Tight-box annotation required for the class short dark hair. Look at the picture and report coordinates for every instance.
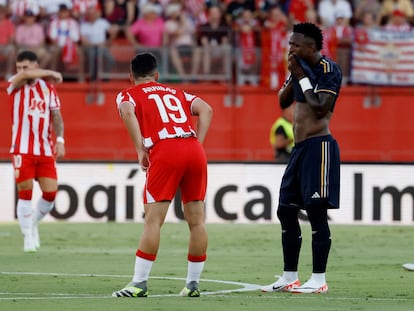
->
[293,22,323,51]
[16,50,38,63]
[130,53,158,79]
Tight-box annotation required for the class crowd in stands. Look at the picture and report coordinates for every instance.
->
[1,0,414,87]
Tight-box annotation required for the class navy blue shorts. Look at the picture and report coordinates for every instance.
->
[279,135,340,209]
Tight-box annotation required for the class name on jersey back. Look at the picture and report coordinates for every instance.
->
[142,86,177,94]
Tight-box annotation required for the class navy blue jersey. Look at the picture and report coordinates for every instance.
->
[291,56,342,112]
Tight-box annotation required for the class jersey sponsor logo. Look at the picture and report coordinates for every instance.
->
[29,98,46,115]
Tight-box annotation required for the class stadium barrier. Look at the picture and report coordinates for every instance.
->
[1,82,414,162]
[96,45,233,83]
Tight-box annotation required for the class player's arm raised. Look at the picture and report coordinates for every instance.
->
[191,98,213,144]
[10,69,63,90]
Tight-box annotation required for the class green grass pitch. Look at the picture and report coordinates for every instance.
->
[1,222,413,311]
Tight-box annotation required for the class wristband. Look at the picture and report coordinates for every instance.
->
[299,77,313,93]
[56,136,65,144]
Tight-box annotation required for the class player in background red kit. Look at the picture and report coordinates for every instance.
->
[112,52,213,298]
[7,50,65,253]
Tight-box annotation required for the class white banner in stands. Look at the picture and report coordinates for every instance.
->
[0,163,413,224]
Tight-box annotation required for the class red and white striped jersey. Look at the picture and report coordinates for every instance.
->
[7,79,61,156]
[116,81,198,149]
[72,0,100,15]
[9,0,40,17]
[48,18,80,47]
[184,0,207,25]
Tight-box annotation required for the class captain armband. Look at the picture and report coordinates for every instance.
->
[299,77,313,93]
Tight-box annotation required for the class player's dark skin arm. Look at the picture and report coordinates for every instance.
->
[278,77,294,109]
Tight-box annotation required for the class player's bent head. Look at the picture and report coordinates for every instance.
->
[16,50,38,63]
[293,22,323,51]
[130,52,158,80]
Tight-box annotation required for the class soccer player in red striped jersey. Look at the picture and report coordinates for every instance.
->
[7,50,65,253]
[112,52,212,298]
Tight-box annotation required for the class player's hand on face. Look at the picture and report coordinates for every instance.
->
[288,55,306,80]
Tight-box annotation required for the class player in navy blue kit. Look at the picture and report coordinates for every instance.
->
[261,22,342,294]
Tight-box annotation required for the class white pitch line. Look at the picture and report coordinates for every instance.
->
[0,271,261,300]
[0,271,260,291]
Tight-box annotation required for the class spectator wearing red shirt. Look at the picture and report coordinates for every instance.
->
[234,8,261,85]
[330,11,353,85]
[260,5,288,89]
[305,8,337,61]
[8,0,41,23]
[288,0,315,24]
[0,5,16,80]
[72,0,101,21]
